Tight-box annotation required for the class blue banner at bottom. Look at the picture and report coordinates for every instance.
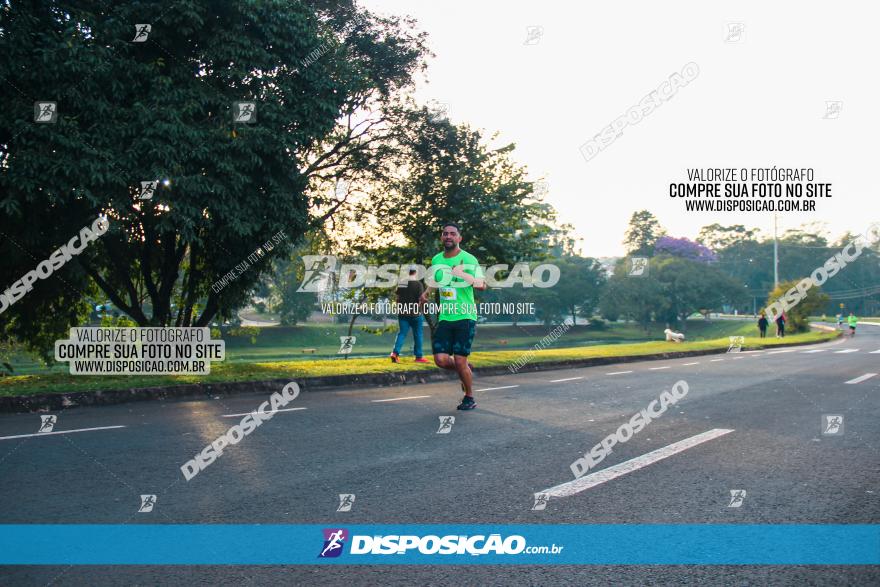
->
[0,525,877,565]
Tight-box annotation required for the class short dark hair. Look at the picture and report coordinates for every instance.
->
[441,222,461,234]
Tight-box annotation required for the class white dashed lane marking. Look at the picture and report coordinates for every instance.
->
[845,373,877,385]
[606,371,633,375]
[871,349,880,354]
[474,385,519,392]
[649,366,670,371]
[540,428,735,498]
[221,407,307,417]
[767,349,796,354]
[0,425,126,441]
[550,377,584,383]
[802,349,827,353]
[710,359,724,362]
[682,362,700,366]
[371,396,432,403]
[835,349,860,354]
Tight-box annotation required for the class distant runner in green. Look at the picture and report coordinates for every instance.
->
[420,223,486,410]
[847,312,858,337]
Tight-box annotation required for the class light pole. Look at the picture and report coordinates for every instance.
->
[773,214,779,288]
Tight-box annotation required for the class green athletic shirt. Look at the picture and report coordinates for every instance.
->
[430,249,483,322]
[848,315,858,327]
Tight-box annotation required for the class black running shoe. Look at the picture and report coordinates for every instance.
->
[457,395,476,410]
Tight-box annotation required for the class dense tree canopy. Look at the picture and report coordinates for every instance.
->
[0,0,428,354]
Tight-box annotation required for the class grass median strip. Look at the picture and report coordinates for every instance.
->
[0,330,836,398]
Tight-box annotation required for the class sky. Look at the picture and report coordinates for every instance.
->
[361,0,880,257]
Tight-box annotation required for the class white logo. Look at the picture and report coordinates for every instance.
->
[138,180,158,200]
[296,257,560,291]
[629,257,649,277]
[138,494,157,512]
[524,25,544,45]
[334,180,349,199]
[427,100,449,123]
[533,180,549,197]
[338,336,356,355]
[727,489,746,508]
[725,23,745,43]
[233,101,257,123]
[822,414,844,435]
[763,238,865,323]
[350,533,529,555]
[297,255,337,292]
[38,415,57,433]
[321,530,346,557]
[531,493,549,511]
[337,494,355,512]
[34,102,57,123]
[823,101,842,120]
[1,217,109,316]
[571,381,689,478]
[437,416,455,434]
[132,24,151,42]
[727,336,744,353]
[181,382,300,481]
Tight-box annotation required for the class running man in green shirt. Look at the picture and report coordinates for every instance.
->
[848,312,858,337]
[420,222,486,410]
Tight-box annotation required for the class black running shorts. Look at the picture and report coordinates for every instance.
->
[432,319,476,356]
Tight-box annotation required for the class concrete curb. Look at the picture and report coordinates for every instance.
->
[0,332,839,413]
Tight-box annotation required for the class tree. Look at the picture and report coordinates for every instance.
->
[651,256,744,329]
[599,271,664,331]
[599,255,745,331]
[363,107,559,267]
[0,1,428,355]
[341,107,561,336]
[697,223,759,250]
[765,279,829,333]
[546,256,606,325]
[623,210,666,256]
[654,236,717,263]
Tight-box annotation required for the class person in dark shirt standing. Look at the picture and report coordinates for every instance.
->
[390,268,428,363]
[757,313,768,338]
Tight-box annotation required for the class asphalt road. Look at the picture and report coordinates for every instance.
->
[1,325,878,585]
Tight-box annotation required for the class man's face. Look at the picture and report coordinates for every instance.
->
[441,226,461,251]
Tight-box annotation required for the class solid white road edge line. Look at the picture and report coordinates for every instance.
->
[540,428,735,498]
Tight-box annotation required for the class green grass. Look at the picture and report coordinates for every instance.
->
[5,319,759,374]
[0,322,837,397]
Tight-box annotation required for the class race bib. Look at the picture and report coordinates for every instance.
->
[439,287,457,301]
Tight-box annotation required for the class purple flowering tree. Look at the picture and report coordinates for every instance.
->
[654,236,717,264]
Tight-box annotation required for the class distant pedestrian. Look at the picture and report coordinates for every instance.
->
[775,313,786,338]
[757,313,768,338]
[837,313,844,329]
[847,312,858,337]
[390,268,428,363]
